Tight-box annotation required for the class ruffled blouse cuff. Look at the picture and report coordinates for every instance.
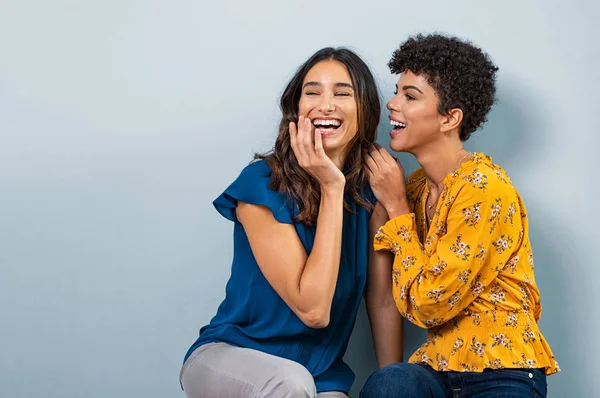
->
[373,213,419,255]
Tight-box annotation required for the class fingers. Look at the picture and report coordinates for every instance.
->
[289,120,304,163]
[291,116,309,163]
[369,143,404,170]
[289,120,297,152]
[300,116,313,157]
[364,143,407,183]
[368,143,386,165]
[289,116,345,186]
[293,116,332,167]
[364,150,376,170]
[370,143,399,165]
[377,145,397,164]
[362,147,377,183]
[314,126,324,156]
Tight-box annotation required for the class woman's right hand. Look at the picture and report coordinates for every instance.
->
[290,116,345,190]
[364,144,410,219]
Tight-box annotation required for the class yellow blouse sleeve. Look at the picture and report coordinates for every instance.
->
[374,177,523,328]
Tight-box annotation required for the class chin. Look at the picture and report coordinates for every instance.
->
[390,135,420,154]
[389,139,408,153]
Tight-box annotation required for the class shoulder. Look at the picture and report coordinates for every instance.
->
[213,159,293,224]
[452,153,518,202]
[232,159,280,194]
[239,159,272,181]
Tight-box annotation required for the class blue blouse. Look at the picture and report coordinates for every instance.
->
[184,160,375,393]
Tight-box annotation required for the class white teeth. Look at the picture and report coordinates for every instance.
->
[313,119,341,127]
[390,120,406,128]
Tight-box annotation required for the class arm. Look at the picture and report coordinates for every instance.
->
[236,116,346,328]
[237,185,344,328]
[375,180,523,328]
[365,202,404,367]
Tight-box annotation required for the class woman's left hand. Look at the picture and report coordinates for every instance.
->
[364,144,410,218]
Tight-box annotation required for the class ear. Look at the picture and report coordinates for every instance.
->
[439,108,463,133]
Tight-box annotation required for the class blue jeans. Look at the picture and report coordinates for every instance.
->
[360,363,547,398]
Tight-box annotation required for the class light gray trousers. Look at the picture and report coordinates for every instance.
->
[180,343,349,398]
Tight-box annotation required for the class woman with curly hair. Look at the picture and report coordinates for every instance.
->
[360,34,559,398]
[180,47,403,398]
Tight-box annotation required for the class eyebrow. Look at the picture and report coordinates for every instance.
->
[303,81,354,90]
[401,84,424,94]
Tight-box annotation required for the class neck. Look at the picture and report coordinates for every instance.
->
[415,141,469,190]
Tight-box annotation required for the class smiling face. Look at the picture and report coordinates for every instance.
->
[298,60,358,162]
[386,70,447,154]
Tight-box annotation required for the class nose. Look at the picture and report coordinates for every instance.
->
[387,95,400,112]
[318,97,335,113]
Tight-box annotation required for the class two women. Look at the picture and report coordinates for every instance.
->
[182,34,558,398]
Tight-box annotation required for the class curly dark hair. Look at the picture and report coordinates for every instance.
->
[255,47,380,225]
[388,33,498,141]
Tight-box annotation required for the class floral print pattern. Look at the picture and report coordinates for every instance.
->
[450,234,471,261]
[462,202,482,227]
[372,153,559,375]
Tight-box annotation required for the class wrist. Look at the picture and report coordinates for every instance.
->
[321,182,346,196]
[384,200,410,220]
[319,178,346,195]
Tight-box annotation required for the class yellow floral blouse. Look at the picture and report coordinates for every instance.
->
[374,153,559,375]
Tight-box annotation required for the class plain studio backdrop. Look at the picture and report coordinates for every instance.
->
[1,1,598,397]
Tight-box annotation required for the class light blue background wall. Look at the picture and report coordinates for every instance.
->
[1,1,597,397]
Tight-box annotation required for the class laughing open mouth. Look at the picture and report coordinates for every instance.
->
[390,119,406,130]
[313,118,342,133]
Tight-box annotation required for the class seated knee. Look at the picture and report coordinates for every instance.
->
[260,365,316,398]
[280,375,314,397]
[361,363,426,398]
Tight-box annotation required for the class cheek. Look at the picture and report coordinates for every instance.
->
[407,104,436,123]
[298,99,311,116]
[343,104,358,126]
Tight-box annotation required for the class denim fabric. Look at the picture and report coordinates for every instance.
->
[360,362,547,398]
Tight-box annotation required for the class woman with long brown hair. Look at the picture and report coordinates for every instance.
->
[180,47,402,397]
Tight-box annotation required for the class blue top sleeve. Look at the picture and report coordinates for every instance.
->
[213,160,294,224]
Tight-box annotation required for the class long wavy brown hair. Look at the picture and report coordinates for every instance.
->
[256,47,381,225]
